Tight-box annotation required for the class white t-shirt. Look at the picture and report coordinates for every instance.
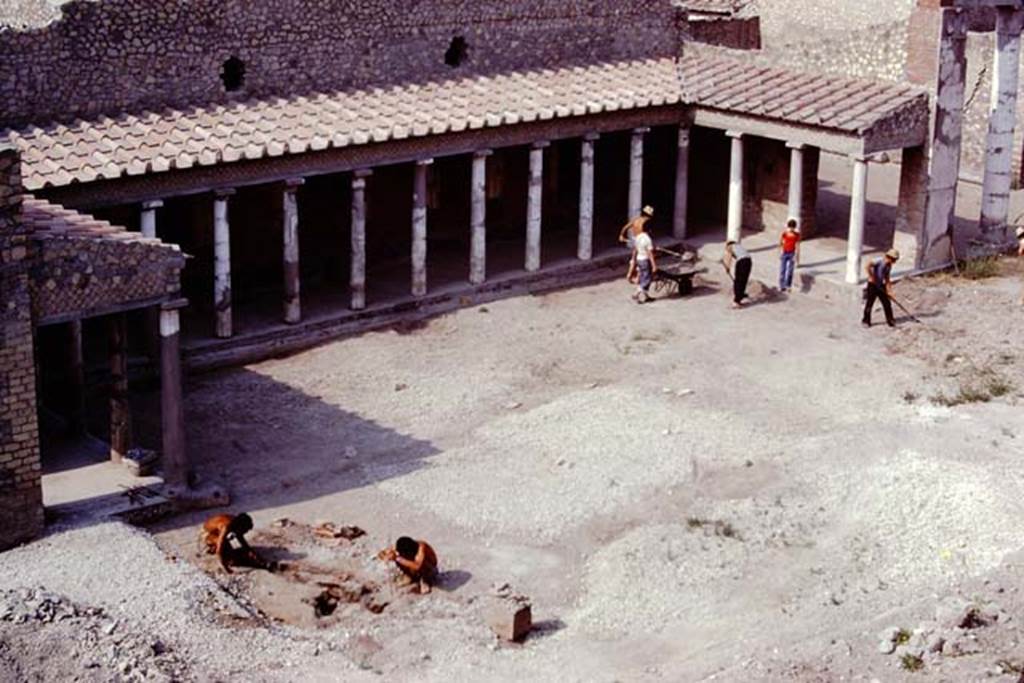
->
[634,233,653,261]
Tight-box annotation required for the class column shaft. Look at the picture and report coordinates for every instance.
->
[351,171,371,310]
[67,319,86,436]
[140,200,162,239]
[980,7,1024,238]
[470,151,490,284]
[283,179,303,324]
[526,143,547,272]
[109,314,130,464]
[213,190,234,338]
[727,131,744,242]
[412,160,431,297]
[578,134,598,261]
[160,308,189,490]
[673,125,691,240]
[846,156,870,284]
[628,128,648,219]
[787,144,805,224]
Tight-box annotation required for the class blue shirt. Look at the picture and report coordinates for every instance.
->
[872,259,891,285]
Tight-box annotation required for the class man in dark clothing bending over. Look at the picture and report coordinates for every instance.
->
[862,248,900,328]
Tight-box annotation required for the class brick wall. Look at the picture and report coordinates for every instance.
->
[0,0,684,128]
[0,145,44,550]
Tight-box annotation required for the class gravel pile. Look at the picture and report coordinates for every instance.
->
[0,587,190,681]
[0,522,375,682]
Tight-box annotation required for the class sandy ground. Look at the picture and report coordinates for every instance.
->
[6,250,1023,681]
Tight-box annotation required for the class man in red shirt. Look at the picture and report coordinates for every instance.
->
[778,218,800,292]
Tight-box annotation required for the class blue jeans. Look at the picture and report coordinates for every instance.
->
[779,252,796,290]
[637,260,653,291]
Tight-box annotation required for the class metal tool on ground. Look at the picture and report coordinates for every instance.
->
[890,296,924,325]
[651,246,707,297]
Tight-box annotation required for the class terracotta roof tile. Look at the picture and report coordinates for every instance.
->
[4,55,928,191]
[680,53,928,136]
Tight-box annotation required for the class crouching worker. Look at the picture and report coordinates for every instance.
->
[379,536,438,594]
[201,513,266,573]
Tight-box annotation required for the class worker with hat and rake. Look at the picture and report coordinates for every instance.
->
[862,248,900,328]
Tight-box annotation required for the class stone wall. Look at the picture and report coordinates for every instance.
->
[0,145,44,550]
[0,0,684,128]
[28,232,185,323]
[689,16,761,50]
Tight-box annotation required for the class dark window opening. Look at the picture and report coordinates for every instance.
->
[444,36,468,68]
[222,56,246,92]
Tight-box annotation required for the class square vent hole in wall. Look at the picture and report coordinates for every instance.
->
[445,36,468,67]
[222,56,246,92]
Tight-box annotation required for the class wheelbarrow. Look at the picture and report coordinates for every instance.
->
[651,246,707,297]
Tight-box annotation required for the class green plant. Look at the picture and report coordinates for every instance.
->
[895,629,911,645]
[900,654,924,672]
[960,256,1001,280]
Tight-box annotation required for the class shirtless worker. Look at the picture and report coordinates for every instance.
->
[618,204,655,249]
[379,536,438,594]
[201,512,265,573]
[625,207,658,303]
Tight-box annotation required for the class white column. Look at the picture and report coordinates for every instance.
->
[282,178,303,324]
[846,155,869,284]
[213,189,234,338]
[578,133,598,261]
[726,131,744,243]
[350,170,371,310]
[470,150,491,285]
[140,200,163,239]
[980,7,1024,238]
[628,127,649,219]
[526,141,548,272]
[787,143,805,226]
[412,159,432,297]
[673,124,691,240]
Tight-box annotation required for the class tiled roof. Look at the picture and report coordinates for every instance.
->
[2,53,929,192]
[679,52,928,135]
[3,58,683,191]
[21,195,182,256]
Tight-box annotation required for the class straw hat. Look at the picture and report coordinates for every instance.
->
[641,205,654,217]
[885,248,901,261]
[1016,225,1024,239]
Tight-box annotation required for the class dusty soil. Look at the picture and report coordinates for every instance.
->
[5,254,1024,681]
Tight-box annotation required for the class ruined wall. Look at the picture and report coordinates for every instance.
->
[753,0,1024,182]
[0,0,684,128]
[0,145,44,550]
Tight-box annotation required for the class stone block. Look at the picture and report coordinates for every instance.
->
[483,597,533,642]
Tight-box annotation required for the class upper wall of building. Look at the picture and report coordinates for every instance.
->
[0,0,685,128]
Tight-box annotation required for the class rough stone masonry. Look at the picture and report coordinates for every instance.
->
[0,145,44,548]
